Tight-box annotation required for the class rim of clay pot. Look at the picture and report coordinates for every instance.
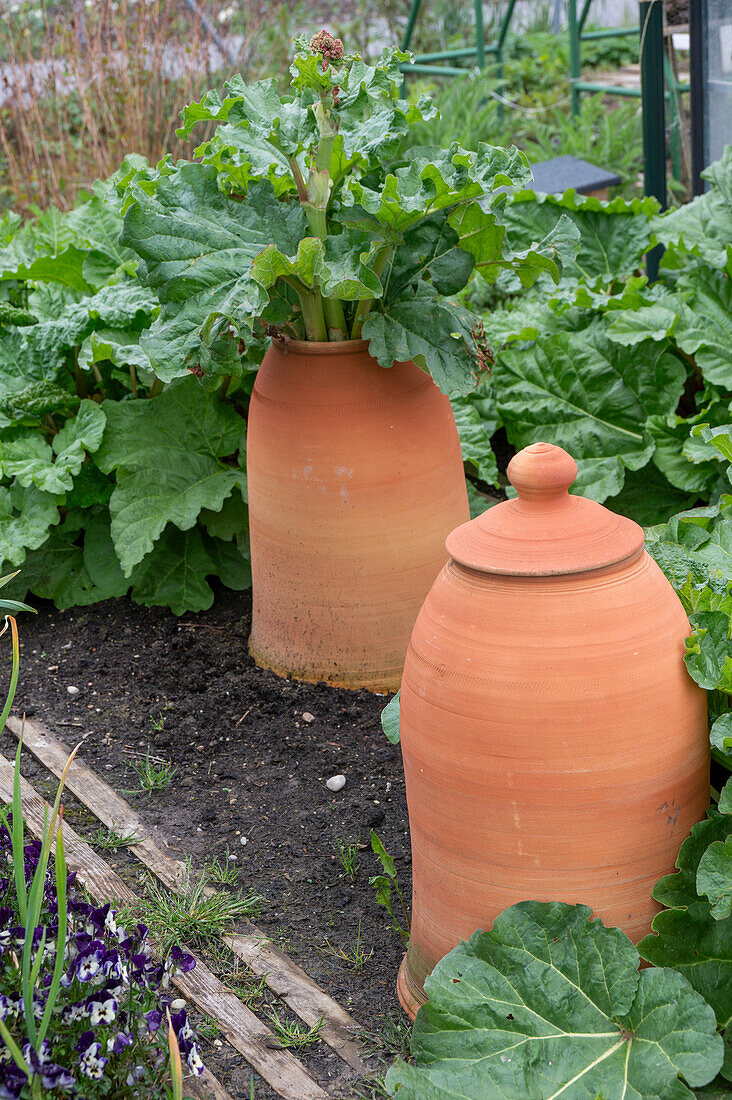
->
[271,336,369,355]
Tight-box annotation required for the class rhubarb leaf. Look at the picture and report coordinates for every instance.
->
[380,691,400,745]
[639,815,732,1030]
[387,901,722,1099]
[493,328,684,501]
[251,231,382,300]
[0,482,61,567]
[500,189,659,282]
[96,377,245,574]
[341,142,531,232]
[697,837,732,920]
[363,289,489,396]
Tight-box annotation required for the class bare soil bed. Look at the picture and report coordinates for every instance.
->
[3,588,411,1098]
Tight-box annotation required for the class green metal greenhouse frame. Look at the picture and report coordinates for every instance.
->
[399,0,689,190]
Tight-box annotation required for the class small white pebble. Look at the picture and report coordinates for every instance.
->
[66,686,80,696]
[326,774,346,792]
[302,712,315,724]
[240,836,248,846]
[228,854,237,861]
[170,998,186,1011]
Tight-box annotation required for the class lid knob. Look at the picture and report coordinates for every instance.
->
[507,442,577,505]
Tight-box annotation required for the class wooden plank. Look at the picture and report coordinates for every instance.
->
[0,749,329,1100]
[7,716,370,1076]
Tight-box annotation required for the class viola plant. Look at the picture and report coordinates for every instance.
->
[118,32,569,395]
[0,619,203,1099]
[0,790,204,1098]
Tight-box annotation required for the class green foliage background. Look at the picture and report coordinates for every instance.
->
[0,159,252,615]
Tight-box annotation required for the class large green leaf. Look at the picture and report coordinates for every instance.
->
[648,410,730,496]
[251,231,381,300]
[63,192,139,286]
[11,508,129,610]
[387,212,475,299]
[23,282,158,369]
[363,288,490,396]
[493,328,685,501]
[653,148,732,269]
[380,691,400,745]
[607,271,732,389]
[198,486,248,547]
[646,498,732,596]
[697,837,732,920]
[607,462,698,526]
[121,164,303,376]
[500,189,659,283]
[108,461,245,577]
[448,201,575,289]
[178,77,315,153]
[387,901,722,1100]
[129,525,241,615]
[341,142,531,232]
[0,400,105,493]
[0,482,61,566]
[639,815,732,1030]
[96,377,245,575]
[711,714,732,771]
[450,388,499,486]
[684,610,732,691]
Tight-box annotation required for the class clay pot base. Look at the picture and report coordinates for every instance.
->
[248,641,402,694]
[397,955,427,1022]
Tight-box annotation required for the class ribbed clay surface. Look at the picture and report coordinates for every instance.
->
[399,552,709,1015]
[246,339,469,691]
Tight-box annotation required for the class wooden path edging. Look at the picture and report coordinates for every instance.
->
[7,716,370,1078]
[0,747,331,1100]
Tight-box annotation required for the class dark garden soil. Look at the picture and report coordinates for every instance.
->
[3,588,412,1098]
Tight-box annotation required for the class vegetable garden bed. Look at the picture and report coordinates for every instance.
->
[4,586,409,1098]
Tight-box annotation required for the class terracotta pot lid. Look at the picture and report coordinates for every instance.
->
[446,442,644,576]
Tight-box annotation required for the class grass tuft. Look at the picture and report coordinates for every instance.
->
[135,862,264,953]
[266,1009,325,1050]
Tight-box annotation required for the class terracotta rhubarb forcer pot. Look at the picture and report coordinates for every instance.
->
[246,338,469,692]
[397,441,710,1019]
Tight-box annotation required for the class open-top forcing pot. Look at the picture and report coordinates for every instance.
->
[247,338,469,692]
[397,441,709,1019]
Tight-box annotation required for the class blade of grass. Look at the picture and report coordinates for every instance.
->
[38,810,68,1045]
[12,732,27,923]
[0,1013,31,1078]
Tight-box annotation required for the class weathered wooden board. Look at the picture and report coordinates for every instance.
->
[7,715,370,1076]
[0,747,330,1100]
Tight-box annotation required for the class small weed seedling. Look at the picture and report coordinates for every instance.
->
[88,824,141,852]
[204,942,268,1008]
[136,862,264,953]
[267,1009,325,1050]
[369,831,411,945]
[130,747,177,792]
[348,1071,391,1100]
[151,712,166,732]
[197,1016,220,1042]
[334,837,360,879]
[204,849,239,886]
[322,919,373,971]
[359,1013,412,1062]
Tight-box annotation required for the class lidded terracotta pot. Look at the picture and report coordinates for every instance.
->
[397,441,709,1019]
[247,338,468,692]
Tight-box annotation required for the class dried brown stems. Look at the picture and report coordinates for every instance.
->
[0,0,272,211]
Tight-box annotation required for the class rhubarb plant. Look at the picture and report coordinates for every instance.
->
[119,33,566,395]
